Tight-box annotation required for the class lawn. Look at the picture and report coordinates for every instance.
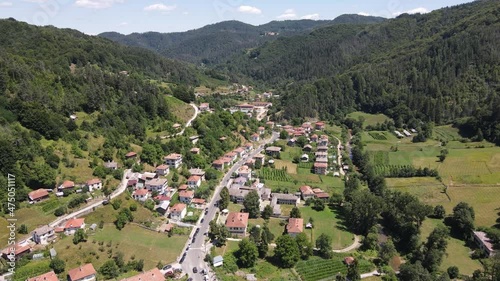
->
[275,160,298,174]
[13,260,51,281]
[389,184,499,228]
[263,173,343,196]
[84,194,155,226]
[347,112,392,128]
[248,217,286,239]
[300,206,354,250]
[54,223,188,274]
[420,219,482,275]
[213,240,240,257]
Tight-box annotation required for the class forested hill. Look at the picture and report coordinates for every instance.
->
[235,0,500,144]
[98,15,385,65]
[0,19,199,192]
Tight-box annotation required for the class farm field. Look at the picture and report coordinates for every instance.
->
[420,219,482,275]
[347,112,392,128]
[295,256,375,281]
[274,159,298,174]
[300,206,354,250]
[54,223,188,274]
[389,184,499,227]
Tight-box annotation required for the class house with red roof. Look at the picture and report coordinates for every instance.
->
[67,263,96,281]
[250,133,260,142]
[179,190,195,204]
[314,162,328,175]
[299,186,315,201]
[64,218,85,235]
[315,122,325,130]
[27,271,58,281]
[212,159,225,171]
[199,103,210,112]
[155,164,170,176]
[286,218,304,237]
[187,175,201,188]
[164,153,183,169]
[125,151,137,159]
[170,203,187,220]
[28,189,49,203]
[2,243,32,261]
[132,188,150,202]
[58,180,75,191]
[121,268,164,281]
[225,212,249,237]
[86,178,102,192]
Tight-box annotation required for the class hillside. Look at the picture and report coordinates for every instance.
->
[99,15,385,65]
[0,19,199,209]
[234,0,500,144]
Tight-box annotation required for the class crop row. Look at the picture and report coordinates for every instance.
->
[259,167,293,182]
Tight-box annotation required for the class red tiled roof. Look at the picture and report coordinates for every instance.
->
[27,271,58,281]
[314,162,328,168]
[187,175,201,183]
[64,218,85,229]
[178,184,188,190]
[156,164,169,170]
[133,189,149,196]
[2,244,31,256]
[68,264,96,281]
[225,212,249,228]
[86,178,101,185]
[60,180,75,189]
[287,218,303,234]
[344,257,355,265]
[29,189,49,201]
[191,198,206,204]
[125,151,137,158]
[179,190,194,198]
[213,159,224,165]
[171,203,186,213]
[315,192,330,199]
[164,153,182,160]
[299,186,314,195]
[121,268,164,281]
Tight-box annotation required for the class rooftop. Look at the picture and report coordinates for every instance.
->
[68,264,96,281]
[120,268,164,281]
[29,189,49,200]
[27,271,58,281]
[225,212,249,228]
[171,203,187,213]
[287,218,304,233]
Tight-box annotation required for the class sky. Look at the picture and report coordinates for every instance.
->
[0,0,474,35]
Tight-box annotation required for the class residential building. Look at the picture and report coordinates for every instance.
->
[187,175,202,188]
[191,198,206,208]
[266,121,275,128]
[86,178,102,192]
[190,148,201,155]
[233,177,248,186]
[473,231,496,257]
[303,145,313,152]
[145,178,168,194]
[64,218,85,235]
[121,268,164,281]
[32,225,55,244]
[319,136,329,146]
[225,152,238,162]
[250,133,260,142]
[225,212,249,237]
[178,184,188,191]
[245,158,256,168]
[301,154,309,162]
[310,134,318,142]
[104,161,118,170]
[170,203,187,220]
[189,168,206,181]
[222,157,232,167]
[155,164,170,176]
[1,243,31,261]
[253,154,265,166]
[199,103,210,112]
[244,143,254,151]
[125,151,137,159]
[27,271,58,281]
[287,218,304,237]
[314,162,328,175]
[233,147,246,158]
[271,193,300,206]
[67,263,96,281]
[132,189,150,202]
[287,138,296,146]
[265,146,282,157]
[58,180,75,191]
[229,188,249,203]
[258,126,265,135]
[299,186,315,201]
[236,104,254,113]
[212,159,225,171]
[315,192,330,201]
[317,146,328,153]
[315,122,325,130]
[179,190,195,204]
[28,189,49,203]
[164,153,183,169]
[237,166,252,180]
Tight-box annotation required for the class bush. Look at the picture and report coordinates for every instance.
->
[447,266,459,279]
[54,207,66,216]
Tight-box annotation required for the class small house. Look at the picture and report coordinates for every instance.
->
[225,212,249,237]
[170,203,187,220]
[265,146,282,157]
[132,189,150,202]
[85,178,102,192]
[299,185,315,201]
[58,180,75,191]
[32,225,55,244]
[251,133,260,142]
[179,190,195,204]
[314,162,328,175]
[64,218,85,235]
[27,271,58,281]
[212,159,225,171]
[28,189,49,203]
[189,168,206,181]
[164,153,183,169]
[286,218,304,237]
[104,161,118,170]
[67,263,96,281]
[155,164,170,176]
[187,175,202,188]
[190,148,201,155]
[125,151,137,159]
[145,178,168,194]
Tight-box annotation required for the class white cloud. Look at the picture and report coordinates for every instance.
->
[118,22,127,26]
[301,13,320,20]
[0,1,12,6]
[277,9,296,20]
[393,7,429,16]
[357,12,370,16]
[182,11,189,15]
[144,3,177,12]
[75,0,124,9]
[237,5,262,15]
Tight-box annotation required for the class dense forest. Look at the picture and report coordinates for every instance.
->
[0,18,200,210]
[99,15,385,65]
[225,0,500,144]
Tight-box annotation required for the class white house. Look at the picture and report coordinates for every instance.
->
[164,153,183,169]
[145,178,168,194]
[155,164,170,176]
[170,203,187,220]
[64,218,85,235]
[187,175,202,188]
[179,190,195,204]
[32,225,55,244]
[85,178,102,192]
[132,189,150,202]
[68,263,96,281]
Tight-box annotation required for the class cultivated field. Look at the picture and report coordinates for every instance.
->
[274,160,298,174]
[295,256,374,281]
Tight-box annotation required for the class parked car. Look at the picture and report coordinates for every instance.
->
[162,265,172,271]
[200,218,204,223]
[193,267,198,273]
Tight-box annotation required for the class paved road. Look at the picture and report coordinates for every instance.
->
[332,235,361,253]
[176,103,199,136]
[181,132,280,281]
[332,136,345,176]
[49,169,132,228]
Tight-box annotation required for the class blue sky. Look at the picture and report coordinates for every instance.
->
[0,0,474,35]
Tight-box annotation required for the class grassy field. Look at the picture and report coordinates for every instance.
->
[165,95,195,123]
[275,160,298,174]
[389,184,499,227]
[420,219,482,275]
[248,218,286,239]
[13,260,51,281]
[347,112,392,128]
[300,206,354,250]
[54,223,188,275]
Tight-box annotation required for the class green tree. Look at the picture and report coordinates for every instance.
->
[237,239,259,268]
[274,235,300,268]
[313,199,325,211]
[447,266,459,279]
[49,257,66,274]
[18,224,28,234]
[258,231,269,258]
[279,130,289,140]
[290,206,301,218]
[346,259,361,281]
[249,226,261,243]
[99,260,120,279]
[433,205,446,219]
[316,233,332,259]
[54,206,66,216]
[398,262,432,281]
[243,190,260,218]
[450,202,475,239]
[73,229,87,245]
[295,232,313,260]
[114,251,125,269]
[219,187,230,210]
[378,239,396,265]
[262,222,275,242]
[172,172,179,183]
[262,204,273,220]
[344,190,383,235]
[362,232,379,251]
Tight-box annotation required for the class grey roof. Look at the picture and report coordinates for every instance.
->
[50,248,57,257]
[90,223,98,230]
[104,161,118,168]
[271,193,299,200]
[213,255,224,263]
[32,225,53,236]
[157,201,170,210]
[229,188,249,198]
